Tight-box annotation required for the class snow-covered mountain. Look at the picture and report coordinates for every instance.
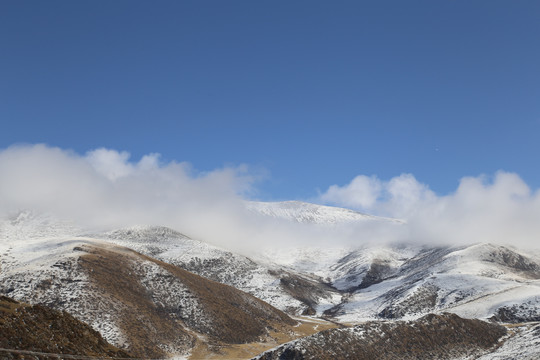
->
[324,243,540,323]
[92,225,341,315]
[246,200,402,224]
[0,213,298,358]
[251,241,540,324]
[244,202,540,323]
[2,201,540,359]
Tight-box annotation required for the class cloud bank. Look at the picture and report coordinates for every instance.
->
[0,144,263,251]
[1,144,539,251]
[320,172,540,248]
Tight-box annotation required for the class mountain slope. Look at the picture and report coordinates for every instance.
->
[255,313,507,360]
[99,225,342,315]
[0,235,297,358]
[308,243,540,322]
[255,235,540,324]
[0,295,132,359]
[476,322,540,359]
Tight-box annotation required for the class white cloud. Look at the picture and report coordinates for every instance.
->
[2,144,540,251]
[407,171,540,246]
[86,148,135,181]
[320,175,382,209]
[0,144,259,251]
[383,174,436,218]
[319,171,540,248]
[320,173,435,218]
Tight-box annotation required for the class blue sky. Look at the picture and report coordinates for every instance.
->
[1,1,539,201]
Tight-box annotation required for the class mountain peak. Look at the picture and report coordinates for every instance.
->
[246,200,402,225]
[101,225,191,241]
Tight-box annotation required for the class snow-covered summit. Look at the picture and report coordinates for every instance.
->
[246,200,402,224]
[99,225,190,242]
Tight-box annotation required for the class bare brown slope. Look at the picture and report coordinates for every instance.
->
[76,245,194,358]
[256,313,507,360]
[77,244,296,358]
[0,295,132,359]
[141,252,297,342]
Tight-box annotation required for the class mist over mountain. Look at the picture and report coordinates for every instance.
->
[1,145,540,358]
[2,144,540,253]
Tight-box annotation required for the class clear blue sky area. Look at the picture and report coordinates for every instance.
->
[1,1,539,200]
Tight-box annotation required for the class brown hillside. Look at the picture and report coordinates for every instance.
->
[77,244,296,358]
[256,313,507,360]
[0,295,132,359]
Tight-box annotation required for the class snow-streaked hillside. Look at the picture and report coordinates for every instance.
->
[476,322,540,359]
[309,243,540,323]
[89,224,540,326]
[257,244,420,292]
[0,217,298,358]
[96,225,341,315]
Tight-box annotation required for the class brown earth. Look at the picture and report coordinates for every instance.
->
[0,295,132,359]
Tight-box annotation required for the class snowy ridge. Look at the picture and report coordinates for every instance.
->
[254,238,540,324]
[246,200,403,224]
[330,243,540,323]
[0,236,128,346]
